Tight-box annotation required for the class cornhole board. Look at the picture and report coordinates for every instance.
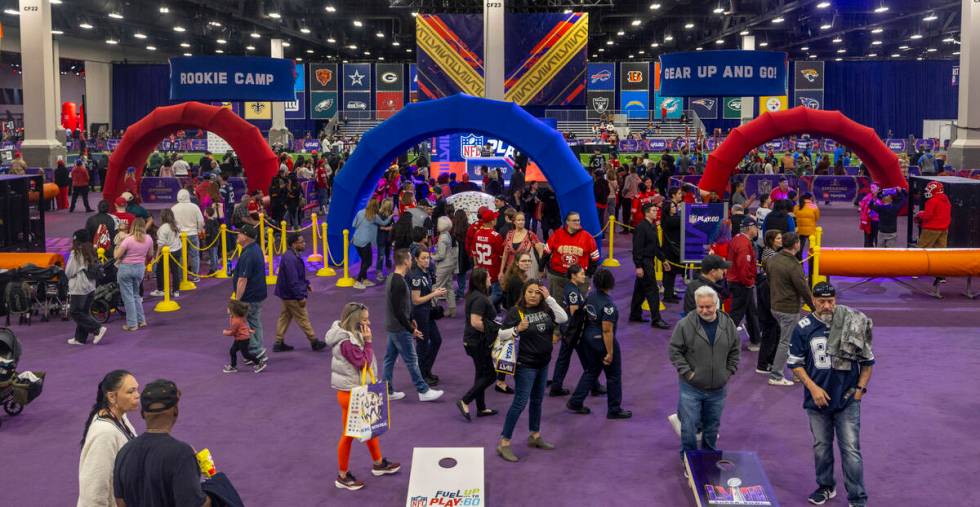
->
[685,450,779,506]
[406,447,484,507]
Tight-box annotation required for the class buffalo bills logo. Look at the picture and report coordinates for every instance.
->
[315,68,333,86]
[590,70,611,83]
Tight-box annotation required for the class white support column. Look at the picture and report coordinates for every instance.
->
[18,0,66,166]
[948,0,980,169]
[83,61,112,131]
[268,38,290,146]
[53,38,64,144]
[740,35,756,124]
[483,0,505,100]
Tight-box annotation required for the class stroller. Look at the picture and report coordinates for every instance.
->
[0,264,70,326]
[0,327,45,429]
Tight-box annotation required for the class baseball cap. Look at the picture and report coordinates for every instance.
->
[740,216,758,228]
[72,228,90,244]
[140,379,180,413]
[702,254,731,271]
[114,196,127,208]
[120,192,134,202]
[494,194,508,202]
[478,206,498,223]
[812,281,836,298]
[239,224,259,240]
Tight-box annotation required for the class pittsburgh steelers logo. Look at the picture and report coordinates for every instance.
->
[765,97,783,112]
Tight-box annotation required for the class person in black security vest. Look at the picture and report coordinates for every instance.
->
[566,269,633,420]
[548,264,605,397]
[629,202,671,329]
[407,248,447,387]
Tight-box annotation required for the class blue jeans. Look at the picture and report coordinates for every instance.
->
[382,331,430,394]
[490,281,503,307]
[187,234,201,278]
[456,272,467,298]
[317,188,329,213]
[245,301,268,360]
[501,364,549,440]
[116,263,146,328]
[807,400,867,506]
[678,381,726,455]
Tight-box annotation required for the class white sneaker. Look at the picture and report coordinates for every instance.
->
[667,413,682,437]
[67,338,83,345]
[149,290,165,297]
[755,368,770,374]
[389,391,406,401]
[418,389,444,402]
[362,279,376,287]
[769,377,795,386]
[747,343,760,352]
[353,281,366,290]
[173,291,180,298]
[93,327,108,344]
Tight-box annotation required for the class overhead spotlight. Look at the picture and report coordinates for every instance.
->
[378,57,385,61]
[816,2,831,8]
[282,42,290,47]
[348,44,357,49]
[910,34,923,40]
[871,27,883,34]
[927,48,937,52]
[250,32,261,38]
[208,21,222,27]
[80,23,94,29]
[392,41,400,46]
[899,45,909,50]
[52,30,64,35]
[759,41,769,47]
[327,37,336,43]
[353,20,363,27]
[159,6,169,13]
[942,37,956,43]
[146,45,157,51]
[108,12,123,19]
[216,38,226,44]
[649,3,661,10]
[871,40,882,45]
[832,37,842,43]
[713,6,724,14]
[300,27,311,34]
[664,34,674,41]
[173,26,186,32]
[51,0,62,4]
[134,33,147,39]
[105,39,118,45]
[598,48,605,52]
[651,42,660,48]
[325,5,336,13]
[180,42,190,48]
[809,54,818,58]
[820,23,832,30]
[715,39,724,44]
[632,19,642,26]
[183,52,192,57]
[801,46,809,51]
[874,5,889,14]
[307,49,314,54]
[684,22,694,29]
[868,53,877,57]
[246,45,255,51]
[891,53,900,57]
[837,48,846,53]
[296,57,303,62]
[606,40,614,45]
[835,58,842,61]
[772,17,784,24]
[916,57,923,61]
[740,30,750,36]
[628,54,635,59]
[215,49,224,54]
[411,12,418,17]
[923,14,938,22]
[563,9,572,14]
[617,30,625,36]
[376,31,384,38]
[696,47,703,51]
[364,51,371,55]
[953,51,960,55]
[638,50,646,54]
[268,12,281,19]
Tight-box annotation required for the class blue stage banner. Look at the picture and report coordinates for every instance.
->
[659,50,787,97]
[688,97,718,119]
[808,175,860,202]
[621,90,649,119]
[885,139,907,152]
[504,12,588,106]
[681,203,728,263]
[588,62,615,91]
[169,56,296,101]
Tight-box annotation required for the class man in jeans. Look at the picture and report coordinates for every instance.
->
[725,216,761,351]
[788,282,874,506]
[232,225,268,364]
[764,232,814,386]
[668,286,739,470]
[382,248,443,402]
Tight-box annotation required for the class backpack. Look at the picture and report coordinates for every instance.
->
[93,222,112,254]
[3,281,31,315]
[561,306,589,348]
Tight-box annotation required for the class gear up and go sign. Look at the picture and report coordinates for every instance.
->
[659,50,788,97]
[169,56,297,101]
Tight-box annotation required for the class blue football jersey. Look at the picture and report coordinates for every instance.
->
[788,314,875,412]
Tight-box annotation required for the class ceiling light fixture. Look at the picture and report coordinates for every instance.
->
[393,41,400,46]
[378,57,385,61]
[809,54,818,58]
[146,45,157,51]
[651,42,660,48]
[180,42,190,48]
[759,41,769,47]
[871,27,883,34]
[159,6,169,13]
[684,22,694,29]
[80,23,94,29]
[832,37,842,43]
[173,26,186,32]
[916,57,923,61]
[664,34,674,41]
[628,54,635,59]
[598,48,605,52]
[353,20,363,27]
[51,0,62,4]
[108,12,123,19]
[910,34,923,40]
[927,47,937,52]
[105,39,118,45]
[617,30,625,36]
[837,48,846,53]
[296,57,303,62]
[268,12,281,19]
[820,23,832,30]
[183,52,192,57]
[52,30,64,35]
[649,3,661,10]
[631,19,642,26]
[696,47,703,51]
[874,5,889,14]
[639,50,646,54]
[816,1,831,8]
[208,21,222,27]
[871,40,882,45]
[348,44,357,49]
[835,57,842,61]
[411,11,418,17]
[868,53,877,57]
[376,31,384,38]
[563,9,572,14]
[801,46,809,51]
[215,49,224,54]
[364,51,371,55]
[953,51,960,55]
[772,17,784,24]
[216,38,226,44]
[282,41,290,47]
[923,14,938,22]
[716,39,724,44]
[899,45,909,50]
[300,27,311,34]
[740,30,750,36]
[942,37,956,43]
[246,45,255,51]
[307,49,314,54]
[134,33,147,39]
[325,5,336,13]
[606,40,614,45]
[250,32,261,38]
[713,6,724,14]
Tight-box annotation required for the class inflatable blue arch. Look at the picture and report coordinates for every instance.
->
[326,94,600,260]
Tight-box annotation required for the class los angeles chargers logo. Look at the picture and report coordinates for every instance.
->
[801,68,819,82]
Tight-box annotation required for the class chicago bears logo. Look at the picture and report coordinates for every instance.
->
[626,70,644,83]
[315,68,333,86]
[691,98,716,109]
[590,70,611,83]
[799,97,820,109]
[800,68,819,82]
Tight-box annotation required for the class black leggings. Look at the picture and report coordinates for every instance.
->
[462,343,496,412]
[355,244,373,282]
[229,340,261,368]
[70,293,101,343]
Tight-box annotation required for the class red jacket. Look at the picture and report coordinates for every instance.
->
[546,227,599,275]
[725,233,757,287]
[70,166,90,187]
[469,225,504,282]
[916,194,951,231]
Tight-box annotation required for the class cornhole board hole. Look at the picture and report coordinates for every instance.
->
[406,447,484,507]
[685,450,779,506]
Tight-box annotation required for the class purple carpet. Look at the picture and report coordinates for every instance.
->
[5,205,979,506]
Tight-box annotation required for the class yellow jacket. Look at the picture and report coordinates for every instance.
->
[794,203,820,236]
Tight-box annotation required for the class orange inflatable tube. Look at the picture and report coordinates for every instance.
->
[820,248,980,278]
[0,252,65,269]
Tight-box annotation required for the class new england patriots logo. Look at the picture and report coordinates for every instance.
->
[799,97,820,109]
[691,98,715,109]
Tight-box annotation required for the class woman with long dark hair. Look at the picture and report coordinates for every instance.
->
[151,209,182,299]
[457,268,500,421]
[495,280,568,462]
[391,212,414,251]
[500,252,533,310]
[451,209,471,296]
[78,370,139,506]
[66,229,107,345]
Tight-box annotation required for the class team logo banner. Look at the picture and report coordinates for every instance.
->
[376,92,404,120]
[654,93,683,120]
[795,90,824,110]
[622,90,649,119]
[243,101,272,119]
[309,63,338,91]
[681,203,728,263]
[504,12,588,106]
[588,62,615,91]
[586,90,615,120]
[760,95,788,112]
[416,14,485,99]
[723,97,742,119]
[376,63,404,92]
[688,97,717,119]
[169,56,296,101]
[409,63,419,102]
[794,61,824,90]
[659,50,787,97]
[344,92,371,113]
[285,93,306,119]
[309,91,337,119]
[620,61,649,91]
[343,63,372,92]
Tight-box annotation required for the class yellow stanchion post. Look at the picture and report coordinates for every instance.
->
[154,247,180,312]
[644,225,667,312]
[279,220,288,253]
[601,215,620,267]
[258,213,266,258]
[810,226,827,287]
[335,228,355,287]
[265,229,278,285]
[308,213,323,263]
[178,232,197,291]
[316,222,336,277]
[215,224,230,279]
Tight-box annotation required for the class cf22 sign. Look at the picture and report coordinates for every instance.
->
[659,50,788,97]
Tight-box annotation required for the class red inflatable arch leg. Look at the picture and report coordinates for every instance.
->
[103,101,278,203]
[700,107,907,196]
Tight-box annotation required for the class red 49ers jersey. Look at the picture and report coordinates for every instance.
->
[470,226,505,282]
[546,227,599,275]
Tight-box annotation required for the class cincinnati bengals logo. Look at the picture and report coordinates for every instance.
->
[626,70,644,83]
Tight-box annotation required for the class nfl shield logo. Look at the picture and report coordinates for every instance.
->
[315,68,333,87]
[410,496,427,507]
[461,134,485,159]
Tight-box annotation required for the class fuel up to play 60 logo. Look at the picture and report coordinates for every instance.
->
[410,488,483,506]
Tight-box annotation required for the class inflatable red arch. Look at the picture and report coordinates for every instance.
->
[103,101,278,202]
[699,106,908,196]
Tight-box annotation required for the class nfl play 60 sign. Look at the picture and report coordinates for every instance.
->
[407,448,484,507]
